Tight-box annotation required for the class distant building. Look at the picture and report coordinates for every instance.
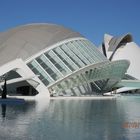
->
[100,33,140,93]
[0,23,132,98]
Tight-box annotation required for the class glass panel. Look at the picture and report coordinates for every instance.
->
[74,41,95,63]
[42,79,50,86]
[82,40,106,61]
[27,63,34,70]
[43,54,63,77]
[31,60,38,67]
[45,53,62,71]
[61,44,84,68]
[82,40,101,60]
[53,47,78,71]
[36,55,60,81]
[45,51,70,75]
[77,40,99,62]
[28,61,51,86]
[86,40,107,60]
[73,41,94,63]
[68,41,91,65]
[32,67,39,75]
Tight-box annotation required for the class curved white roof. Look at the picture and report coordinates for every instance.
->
[101,33,140,80]
[0,23,83,66]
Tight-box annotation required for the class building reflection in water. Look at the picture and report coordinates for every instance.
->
[47,99,126,140]
[0,97,140,140]
[0,98,50,140]
[1,104,6,118]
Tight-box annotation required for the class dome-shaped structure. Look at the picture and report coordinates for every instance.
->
[0,24,130,98]
[0,23,82,66]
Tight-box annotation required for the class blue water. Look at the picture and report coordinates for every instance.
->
[0,96,140,140]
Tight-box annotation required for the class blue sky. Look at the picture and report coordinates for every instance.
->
[0,0,140,45]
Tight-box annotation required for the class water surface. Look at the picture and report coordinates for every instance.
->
[0,96,140,140]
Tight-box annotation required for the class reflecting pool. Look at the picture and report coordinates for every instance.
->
[0,96,140,140]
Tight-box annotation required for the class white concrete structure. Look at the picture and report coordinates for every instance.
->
[0,23,132,98]
[100,33,140,93]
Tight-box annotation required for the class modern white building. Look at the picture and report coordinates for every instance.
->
[0,23,135,98]
[100,33,140,93]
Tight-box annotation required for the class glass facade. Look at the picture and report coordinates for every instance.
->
[49,60,129,95]
[27,39,107,87]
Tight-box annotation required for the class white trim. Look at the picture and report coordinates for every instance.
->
[25,37,86,63]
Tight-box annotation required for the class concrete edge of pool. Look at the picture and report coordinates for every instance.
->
[0,95,121,102]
